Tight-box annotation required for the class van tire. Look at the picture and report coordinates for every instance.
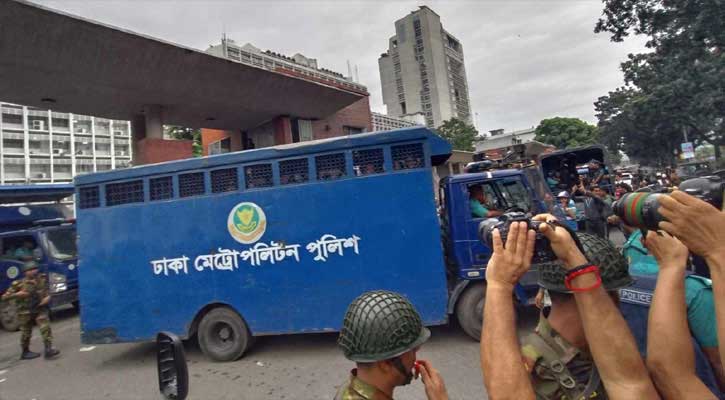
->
[456,282,485,341]
[197,307,251,362]
[0,302,20,331]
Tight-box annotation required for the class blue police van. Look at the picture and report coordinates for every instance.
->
[0,184,79,331]
[75,127,556,361]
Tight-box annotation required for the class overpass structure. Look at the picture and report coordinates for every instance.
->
[0,0,367,164]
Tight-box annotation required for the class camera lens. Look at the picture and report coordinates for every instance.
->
[478,218,501,247]
[613,192,666,230]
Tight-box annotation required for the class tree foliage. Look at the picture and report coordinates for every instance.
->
[165,126,202,157]
[436,118,479,151]
[594,0,725,166]
[534,117,599,149]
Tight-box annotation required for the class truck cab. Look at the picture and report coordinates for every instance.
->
[439,164,559,338]
[0,185,78,331]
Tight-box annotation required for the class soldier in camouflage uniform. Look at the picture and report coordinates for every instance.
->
[520,233,634,399]
[1,261,60,360]
[335,290,449,400]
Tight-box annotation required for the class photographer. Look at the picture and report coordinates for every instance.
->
[644,230,718,399]
[480,219,659,400]
[657,190,725,375]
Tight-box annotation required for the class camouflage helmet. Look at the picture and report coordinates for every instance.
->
[338,290,430,362]
[538,232,633,293]
[22,261,39,272]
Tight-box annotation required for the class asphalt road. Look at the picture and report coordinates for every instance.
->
[0,232,625,400]
[0,306,541,400]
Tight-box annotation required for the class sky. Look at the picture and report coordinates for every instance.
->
[38,0,647,135]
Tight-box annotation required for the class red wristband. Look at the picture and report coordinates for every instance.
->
[564,265,602,292]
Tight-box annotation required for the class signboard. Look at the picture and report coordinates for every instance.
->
[681,142,695,159]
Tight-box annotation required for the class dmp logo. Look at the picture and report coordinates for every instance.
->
[227,202,267,244]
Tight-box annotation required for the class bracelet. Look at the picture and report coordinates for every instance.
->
[564,265,602,292]
[566,263,595,276]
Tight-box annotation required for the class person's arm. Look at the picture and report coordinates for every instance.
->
[702,347,725,391]
[658,191,725,369]
[536,216,660,399]
[644,231,716,399]
[486,209,504,217]
[481,222,536,400]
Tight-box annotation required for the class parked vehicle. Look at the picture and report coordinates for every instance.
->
[0,184,78,331]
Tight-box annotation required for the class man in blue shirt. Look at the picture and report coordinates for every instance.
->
[469,186,503,219]
[14,240,35,262]
[622,226,724,388]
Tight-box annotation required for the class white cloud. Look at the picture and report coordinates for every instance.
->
[37,0,647,133]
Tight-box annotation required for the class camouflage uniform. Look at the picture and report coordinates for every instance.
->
[334,369,393,400]
[523,232,634,399]
[2,273,53,350]
[521,317,606,400]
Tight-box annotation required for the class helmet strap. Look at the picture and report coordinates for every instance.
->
[390,356,413,386]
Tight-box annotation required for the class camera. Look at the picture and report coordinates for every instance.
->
[612,176,724,230]
[478,212,558,264]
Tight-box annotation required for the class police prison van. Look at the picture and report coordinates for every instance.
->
[0,184,79,331]
[76,127,555,361]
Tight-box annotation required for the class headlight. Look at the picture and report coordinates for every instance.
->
[49,272,67,294]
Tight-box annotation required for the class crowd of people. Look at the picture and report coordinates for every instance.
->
[334,187,725,400]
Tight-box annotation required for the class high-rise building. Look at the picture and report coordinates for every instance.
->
[0,102,132,184]
[378,6,472,128]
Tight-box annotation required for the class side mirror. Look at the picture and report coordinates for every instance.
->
[156,332,188,400]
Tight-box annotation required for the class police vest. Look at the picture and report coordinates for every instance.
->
[619,274,723,398]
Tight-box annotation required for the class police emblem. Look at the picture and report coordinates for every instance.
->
[227,202,267,244]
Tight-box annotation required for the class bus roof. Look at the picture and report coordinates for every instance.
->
[0,184,75,204]
[75,127,452,186]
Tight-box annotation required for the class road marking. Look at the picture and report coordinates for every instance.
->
[0,378,6,383]
[79,346,95,352]
[0,370,6,375]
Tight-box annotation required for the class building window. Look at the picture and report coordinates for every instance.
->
[209,137,231,155]
[343,126,364,135]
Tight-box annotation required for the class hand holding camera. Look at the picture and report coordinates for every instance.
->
[532,214,588,269]
[484,221,536,289]
[479,212,558,265]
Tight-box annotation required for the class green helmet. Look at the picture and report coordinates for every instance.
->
[22,261,39,272]
[538,232,633,293]
[338,290,430,362]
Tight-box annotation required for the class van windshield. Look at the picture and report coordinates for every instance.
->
[46,228,77,260]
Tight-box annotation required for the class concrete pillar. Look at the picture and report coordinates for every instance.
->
[143,105,164,139]
[131,114,146,165]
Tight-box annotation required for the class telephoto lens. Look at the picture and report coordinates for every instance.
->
[612,192,667,230]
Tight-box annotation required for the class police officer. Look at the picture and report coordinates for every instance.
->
[335,290,449,400]
[520,233,633,399]
[1,261,60,360]
[622,223,724,388]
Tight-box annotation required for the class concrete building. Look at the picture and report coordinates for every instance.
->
[475,127,537,153]
[0,102,132,184]
[1,1,367,166]
[371,112,425,132]
[201,39,373,155]
[378,6,472,128]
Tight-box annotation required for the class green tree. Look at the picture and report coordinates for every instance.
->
[534,117,599,149]
[165,126,202,157]
[435,118,479,151]
[594,0,725,163]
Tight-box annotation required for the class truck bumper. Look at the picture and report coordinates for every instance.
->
[50,289,78,308]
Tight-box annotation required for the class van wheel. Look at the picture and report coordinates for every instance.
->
[456,283,485,341]
[197,308,251,362]
[0,302,20,331]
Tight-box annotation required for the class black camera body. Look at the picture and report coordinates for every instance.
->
[478,212,558,264]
